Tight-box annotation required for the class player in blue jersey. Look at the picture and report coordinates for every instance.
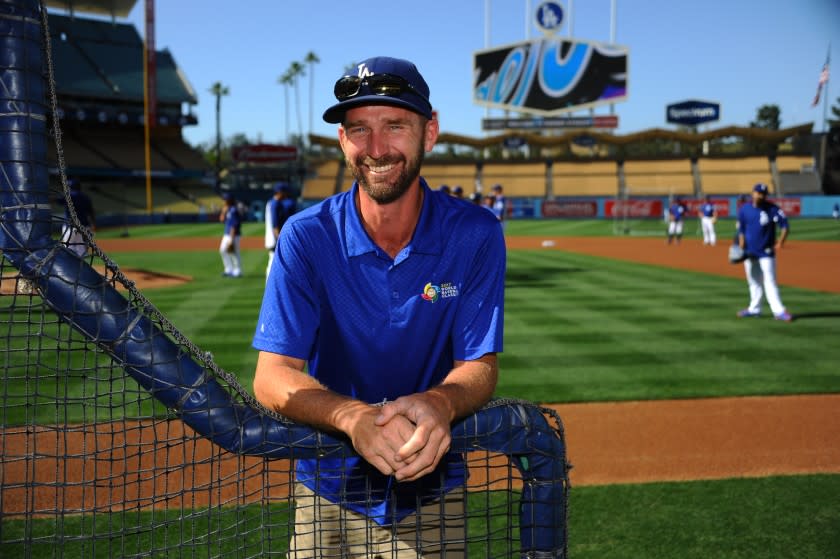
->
[59,178,96,258]
[263,181,295,280]
[699,195,718,246]
[251,56,505,557]
[736,183,792,321]
[490,183,507,230]
[666,197,687,244]
[218,193,242,278]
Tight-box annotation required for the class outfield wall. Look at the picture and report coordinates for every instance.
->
[507,194,840,220]
[90,192,840,228]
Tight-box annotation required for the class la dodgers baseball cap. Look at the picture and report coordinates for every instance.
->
[323,56,433,124]
[753,183,769,194]
[273,181,290,194]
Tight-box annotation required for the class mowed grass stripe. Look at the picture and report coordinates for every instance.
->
[498,248,840,402]
[108,248,268,380]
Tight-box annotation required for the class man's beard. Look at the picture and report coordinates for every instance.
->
[349,144,425,205]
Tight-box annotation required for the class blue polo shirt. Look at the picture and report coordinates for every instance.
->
[737,201,788,258]
[252,178,506,524]
[701,202,715,218]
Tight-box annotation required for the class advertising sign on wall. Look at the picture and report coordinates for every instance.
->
[683,199,731,216]
[473,37,628,116]
[232,144,298,163]
[542,199,598,218]
[770,198,802,217]
[666,100,720,126]
[604,199,664,218]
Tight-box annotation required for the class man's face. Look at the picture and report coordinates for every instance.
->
[752,190,766,205]
[339,105,438,205]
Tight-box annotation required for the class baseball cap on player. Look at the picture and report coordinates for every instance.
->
[273,181,290,194]
[753,183,769,194]
[323,56,433,124]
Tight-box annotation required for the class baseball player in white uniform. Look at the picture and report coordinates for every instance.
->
[700,195,718,246]
[219,193,242,278]
[736,183,791,321]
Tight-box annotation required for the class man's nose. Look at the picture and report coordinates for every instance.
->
[366,129,389,158]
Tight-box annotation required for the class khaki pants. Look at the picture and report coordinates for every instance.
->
[288,483,466,558]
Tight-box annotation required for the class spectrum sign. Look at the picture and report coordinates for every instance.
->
[666,100,720,126]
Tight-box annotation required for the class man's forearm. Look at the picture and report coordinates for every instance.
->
[253,351,369,435]
[429,354,498,423]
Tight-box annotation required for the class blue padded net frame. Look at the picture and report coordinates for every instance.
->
[0,1,569,556]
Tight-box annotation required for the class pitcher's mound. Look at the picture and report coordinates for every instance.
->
[0,267,191,295]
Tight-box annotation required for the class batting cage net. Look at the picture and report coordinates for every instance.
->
[1,1,569,557]
[611,186,675,237]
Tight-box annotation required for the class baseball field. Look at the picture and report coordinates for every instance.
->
[4,217,838,557]
[81,217,839,557]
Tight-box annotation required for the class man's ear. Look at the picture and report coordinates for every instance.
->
[424,112,439,153]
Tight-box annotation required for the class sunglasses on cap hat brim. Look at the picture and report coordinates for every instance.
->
[333,74,431,111]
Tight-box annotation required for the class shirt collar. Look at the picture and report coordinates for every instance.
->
[344,178,442,258]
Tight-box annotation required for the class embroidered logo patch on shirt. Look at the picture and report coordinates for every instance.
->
[421,282,440,302]
[420,281,459,303]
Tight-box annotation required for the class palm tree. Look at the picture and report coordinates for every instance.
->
[304,51,320,145]
[209,81,230,191]
[288,61,306,147]
[278,70,293,143]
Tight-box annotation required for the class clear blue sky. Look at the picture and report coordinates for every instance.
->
[112,0,840,147]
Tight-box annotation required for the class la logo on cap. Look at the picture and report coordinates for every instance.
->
[357,63,374,78]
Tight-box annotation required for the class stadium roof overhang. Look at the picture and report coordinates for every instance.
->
[45,0,137,18]
[309,122,815,151]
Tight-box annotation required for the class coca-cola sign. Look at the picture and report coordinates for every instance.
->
[605,199,664,218]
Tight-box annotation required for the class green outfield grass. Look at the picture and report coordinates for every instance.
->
[5,219,839,557]
[93,220,840,406]
[96,217,840,242]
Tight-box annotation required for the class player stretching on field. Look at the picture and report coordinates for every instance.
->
[736,183,792,321]
[666,197,686,244]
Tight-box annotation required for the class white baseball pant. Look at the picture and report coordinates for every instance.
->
[667,220,683,236]
[701,216,716,245]
[219,234,242,277]
[743,256,785,315]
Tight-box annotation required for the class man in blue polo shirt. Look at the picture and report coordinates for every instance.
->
[252,56,505,557]
[736,182,791,321]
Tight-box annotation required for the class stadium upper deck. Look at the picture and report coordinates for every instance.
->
[43,7,212,219]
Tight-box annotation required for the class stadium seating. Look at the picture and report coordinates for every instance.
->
[46,12,211,221]
[420,163,477,193]
[482,163,547,197]
[552,161,618,196]
[622,159,694,196]
[698,156,772,194]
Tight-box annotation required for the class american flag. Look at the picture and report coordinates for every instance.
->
[811,55,830,107]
